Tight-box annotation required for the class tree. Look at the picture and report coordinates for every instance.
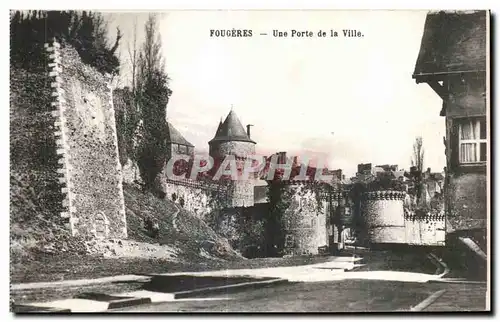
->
[411,136,425,173]
[264,180,292,257]
[10,10,121,74]
[127,17,139,94]
[135,14,172,191]
[411,136,425,203]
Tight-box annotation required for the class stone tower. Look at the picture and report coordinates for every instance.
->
[208,110,256,208]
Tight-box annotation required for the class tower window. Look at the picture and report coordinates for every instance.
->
[178,145,188,154]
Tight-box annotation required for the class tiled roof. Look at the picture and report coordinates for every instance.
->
[413,10,488,80]
[209,110,256,144]
[165,122,194,147]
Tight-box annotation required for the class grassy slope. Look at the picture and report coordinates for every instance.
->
[10,181,244,283]
[122,182,241,261]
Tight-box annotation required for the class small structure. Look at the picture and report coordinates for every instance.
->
[165,122,195,158]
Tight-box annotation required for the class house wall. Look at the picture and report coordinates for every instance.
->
[446,172,487,231]
[49,42,126,239]
[444,75,488,233]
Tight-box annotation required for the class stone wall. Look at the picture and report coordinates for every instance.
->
[46,41,126,239]
[210,141,256,208]
[210,141,256,159]
[403,216,446,246]
[282,184,328,255]
[446,172,487,231]
[10,65,69,233]
[162,177,230,218]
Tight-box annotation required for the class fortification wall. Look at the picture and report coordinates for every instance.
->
[10,65,69,233]
[282,184,328,255]
[46,40,126,239]
[361,190,446,245]
[404,213,446,246]
[161,177,231,218]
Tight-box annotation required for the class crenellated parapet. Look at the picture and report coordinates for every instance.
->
[363,190,406,201]
[45,39,74,232]
[404,212,446,222]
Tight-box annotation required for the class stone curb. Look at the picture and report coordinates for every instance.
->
[428,252,450,277]
[12,304,72,313]
[11,274,151,291]
[76,293,152,309]
[427,279,487,285]
[409,289,447,311]
[172,278,288,299]
[12,294,152,313]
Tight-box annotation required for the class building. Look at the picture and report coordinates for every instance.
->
[165,122,195,159]
[412,10,488,251]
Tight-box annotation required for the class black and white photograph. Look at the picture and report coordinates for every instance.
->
[8,7,490,313]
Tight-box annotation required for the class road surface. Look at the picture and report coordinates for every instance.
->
[111,279,488,312]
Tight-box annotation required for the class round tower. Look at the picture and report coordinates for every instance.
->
[361,190,406,244]
[208,110,256,208]
[282,182,328,256]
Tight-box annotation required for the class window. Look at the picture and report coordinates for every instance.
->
[177,145,187,154]
[458,117,487,164]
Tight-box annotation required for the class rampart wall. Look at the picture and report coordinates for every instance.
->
[46,40,126,239]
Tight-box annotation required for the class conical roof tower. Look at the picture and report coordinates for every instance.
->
[209,110,256,144]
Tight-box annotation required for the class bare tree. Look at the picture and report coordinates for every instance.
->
[411,136,425,204]
[411,136,425,172]
[136,13,164,91]
[127,17,139,93]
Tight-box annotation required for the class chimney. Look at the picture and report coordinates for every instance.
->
[293,156,298,165]
[427,167,431,173]
[278,151,286,164]
[246,124,253,138]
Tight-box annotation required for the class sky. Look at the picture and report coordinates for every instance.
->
[104,10,445,177]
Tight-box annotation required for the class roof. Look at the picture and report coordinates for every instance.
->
[209,110,256,144]
[413,10,488,81]
[165,122,194,147]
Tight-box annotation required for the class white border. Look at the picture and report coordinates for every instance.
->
[3,1,498,320]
